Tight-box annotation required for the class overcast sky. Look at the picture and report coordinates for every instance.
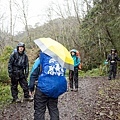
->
[0,0,87,34]
[0,0,67,33]
[28,0,65,26]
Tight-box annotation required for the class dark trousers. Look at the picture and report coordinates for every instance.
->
[34,88,59,120]
[11,77,29,100]
[109,64,117,79]
[69,68,78,89]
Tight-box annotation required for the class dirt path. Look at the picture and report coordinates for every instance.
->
[0,77,120,120]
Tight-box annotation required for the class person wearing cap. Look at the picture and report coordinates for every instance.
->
[106,49,120,80]
[8,42,32,102]
[69,49,80,92]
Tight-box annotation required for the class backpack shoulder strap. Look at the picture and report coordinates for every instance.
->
[13,52,19,63]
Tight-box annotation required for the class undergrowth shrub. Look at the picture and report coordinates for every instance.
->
[0,46,13,83]
[0,83,11,108]
[0,83,23,109]
[78,66,108,77]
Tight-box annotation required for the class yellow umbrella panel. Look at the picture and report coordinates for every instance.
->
[34,38,74,70]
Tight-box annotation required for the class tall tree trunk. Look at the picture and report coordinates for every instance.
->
[9,0,13,43]
[22,0,31,42]
[105,26,116,49]
[72,0,81,24]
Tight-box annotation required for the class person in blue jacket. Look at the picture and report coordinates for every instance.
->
[29,52,67,120]
[29,57,40,95]
[29,50,41,94]
[69,50,80,92]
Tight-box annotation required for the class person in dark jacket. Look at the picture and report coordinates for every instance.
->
[69,49,80,92]
[106,49,120,80]
[8,42,31,102]
[29,52,67,120]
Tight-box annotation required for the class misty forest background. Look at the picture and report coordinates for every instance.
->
[0,0,120,83]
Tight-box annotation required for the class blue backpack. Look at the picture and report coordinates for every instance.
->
[37,52,67,98]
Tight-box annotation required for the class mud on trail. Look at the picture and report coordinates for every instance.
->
[0,77,120,120]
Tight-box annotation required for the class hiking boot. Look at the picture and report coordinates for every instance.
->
[29,96,34,102]
[23,96,34,102]
[74,88,78,92]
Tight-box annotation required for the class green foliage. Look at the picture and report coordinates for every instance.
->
[1,0,119,71]
[78,0,120,70]
[0,46,13,62]
[78,70,86,77]
[0,69,9,83]
[0,46,13,83]
[78,67,108,78]
[0,83,12,108]
[0,83,23,108]
[85,68,101,77]
[66,65,108,78]
[65,69,69,77]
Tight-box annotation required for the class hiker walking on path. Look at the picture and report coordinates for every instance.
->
[106,49,120,80]
[69,49,80,92]
[29,52,67,120]
[8,42,31,102]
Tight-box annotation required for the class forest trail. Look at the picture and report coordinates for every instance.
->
[0,76,120,120]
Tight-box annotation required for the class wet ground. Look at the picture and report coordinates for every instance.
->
[0,76,120,120]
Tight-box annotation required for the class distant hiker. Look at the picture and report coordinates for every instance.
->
[69,49,80,92]
[8,42,32,103]
[29,52,67,120]
[106,49,120,80]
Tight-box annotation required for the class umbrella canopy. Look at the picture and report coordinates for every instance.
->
[34,38,74,70]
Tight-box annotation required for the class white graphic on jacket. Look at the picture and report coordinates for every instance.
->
[47,58,64,76]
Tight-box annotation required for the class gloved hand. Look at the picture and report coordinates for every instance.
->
[29,90,34,96]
